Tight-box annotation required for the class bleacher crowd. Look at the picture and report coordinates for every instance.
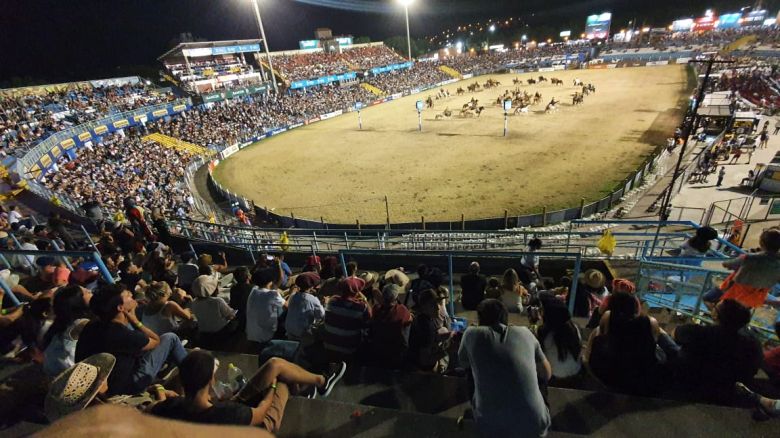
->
[0,84,173,158]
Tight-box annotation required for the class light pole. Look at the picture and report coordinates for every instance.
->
[250,0,278,94]
[399,0,414,61]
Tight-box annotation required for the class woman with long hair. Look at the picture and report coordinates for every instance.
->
[141,281,194,337]
[43,285,93,376]
[537,299,582,379]
[499,268,528,313]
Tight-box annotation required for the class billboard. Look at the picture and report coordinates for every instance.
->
[693,15,716,31]
[671,19,694,32]
[584,13,612,39]
[717,13,741,29]
[742,10,767,26]
[299,40,320,50]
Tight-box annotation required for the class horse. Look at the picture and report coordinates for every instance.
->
[573,78,583,86]
[435,107,452,119]
[426,96,434,109]
[587,83,596,93]
[456,87,465,95]
[544,102,557,113]
[512,77,522,85]
[551,78,564,86]
[537,76,548,82]
[527,79,536,85]
[533,92,542,105]
[475,106,486,117]
[460,108,475,118]
[572,92,583,105]
[514,104,529,115]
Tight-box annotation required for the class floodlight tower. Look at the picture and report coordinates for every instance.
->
[399,0,415,60]
[250,0,278,94]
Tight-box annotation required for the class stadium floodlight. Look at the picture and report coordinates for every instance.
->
[398,0,415,60]
[489,24,496,32]
[249,0,278,94]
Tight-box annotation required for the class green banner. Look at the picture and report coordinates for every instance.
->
[771,199,780,215]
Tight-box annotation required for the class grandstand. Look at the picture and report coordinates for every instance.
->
[2,12,780,438]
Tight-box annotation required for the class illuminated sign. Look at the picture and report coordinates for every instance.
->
[671,19,694,32]
[585,13,612,39]
[717,13,741,29]
[559,30,571,38]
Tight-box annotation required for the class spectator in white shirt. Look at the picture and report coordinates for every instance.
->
[190,275,237,335]
[285,272,324,344]
[246,259,286,347]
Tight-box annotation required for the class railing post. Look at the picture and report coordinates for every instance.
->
[447,254,455,317]
[312,232,320,253]
[568,254,582,316]
[80,225,99,253]
[344,232,350,250]
[376,232,382,250]
[94,251,115,284]
[0,277,20,306]
[50,240,74,271]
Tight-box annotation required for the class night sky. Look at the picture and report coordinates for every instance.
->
[2,0,776,85]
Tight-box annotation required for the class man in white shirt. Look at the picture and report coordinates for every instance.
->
[8,205,31,229]
[246,260,285,346]
[285,272,324,343]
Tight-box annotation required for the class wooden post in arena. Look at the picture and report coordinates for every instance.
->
[542,206,547,226]
[320,216,326,229]
[385,195,391,229]
[503,210,509,229]
[291,212,296,227]
[421,216,426,230]
[356,219,360,230]
[579,198,586,218]
[461,213,465,230]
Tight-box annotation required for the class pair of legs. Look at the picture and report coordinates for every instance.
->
[232,357,328,432]
[133,332,188,390]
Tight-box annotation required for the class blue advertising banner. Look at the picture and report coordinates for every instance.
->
[211,44,261,55]
[290,72,357,90]
[370,62,413,75]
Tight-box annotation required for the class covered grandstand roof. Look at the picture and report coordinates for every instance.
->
[697,106,731,117]
[158,39,263,61]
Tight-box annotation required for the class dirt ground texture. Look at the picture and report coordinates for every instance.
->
[214,65,689,224]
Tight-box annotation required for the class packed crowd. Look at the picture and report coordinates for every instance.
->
[716,65,780,112]
[151,84,374,148]
[40,129,195,217]
[366,62,451,95]
[1,219,778,435]
[0,84,173,158]
[272,46,405,81]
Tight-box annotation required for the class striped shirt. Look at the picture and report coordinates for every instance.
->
[323,296,370,355]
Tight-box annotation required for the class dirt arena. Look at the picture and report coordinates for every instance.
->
[213,65,691,224]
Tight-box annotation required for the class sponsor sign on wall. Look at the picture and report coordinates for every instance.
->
[220,144,239,159]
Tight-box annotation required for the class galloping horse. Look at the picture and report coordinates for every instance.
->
[537,76,548,83]
[456,87,465,95]
[527,79,537,85]
[550,78,564,86]
[545,98,559,113]
[426,96,434,109]
[573,78,583,86]
[512,77,522,85]
[533,92,542,105]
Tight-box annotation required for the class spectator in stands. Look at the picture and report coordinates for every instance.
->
[460,261,487,311]
[585,291,662,395]
[498,268,528,313]
[42,285,93,377]
[199,252,229,276]
[679,226,718,256]
[660,299,762,403]
[702,227,780,309]
[519,238,543,284]
[118,259,146,296]
[229,267,253,331]
[368,284,413,368]
[570,269,607,319]
[7,205,32,229]
[458,299,551,437]
[323,277,370,359]
[141,281,195,337]
[405,264,432,307]
[408,289,451,372]
[149,351,346,432]
[47,212,78,250]
[75,283,187,396]
[537,298,582,380]
[246,259,285,347]
[285,272,324,344]
[177,251,200,292]
[190,274,237,335]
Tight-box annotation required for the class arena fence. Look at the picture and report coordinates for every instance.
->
[167,218,744,261]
